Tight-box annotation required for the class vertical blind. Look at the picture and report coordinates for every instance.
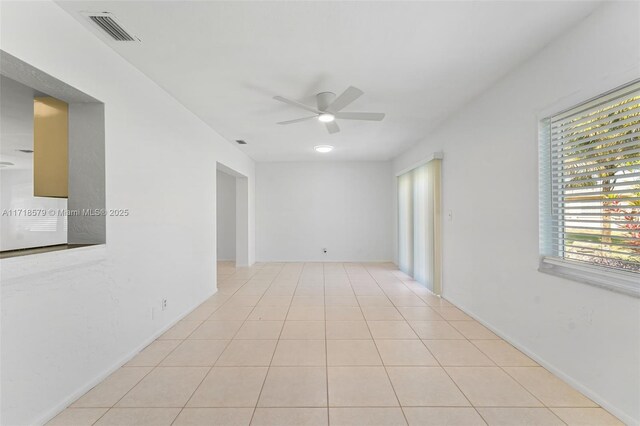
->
[398,172,414,275]
[397,159,441,292]
[542,80,640,273]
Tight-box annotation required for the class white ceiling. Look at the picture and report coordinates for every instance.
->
[57,1,601,162]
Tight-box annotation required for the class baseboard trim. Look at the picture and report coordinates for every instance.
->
[35,288,218,426]
[443,295,636,426]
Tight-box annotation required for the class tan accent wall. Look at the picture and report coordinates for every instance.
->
[34,97,68,198]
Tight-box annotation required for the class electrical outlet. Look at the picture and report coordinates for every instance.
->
[161,298,167,311]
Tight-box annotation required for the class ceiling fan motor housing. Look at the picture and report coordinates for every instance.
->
[316,92,336,111]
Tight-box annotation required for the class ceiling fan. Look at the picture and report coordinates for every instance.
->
[273,86,385,134]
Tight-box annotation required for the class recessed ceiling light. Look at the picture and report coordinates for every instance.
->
[318,113,335,123]
[314,145,334,153]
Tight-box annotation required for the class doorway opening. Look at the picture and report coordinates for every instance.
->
[215,162,250,277]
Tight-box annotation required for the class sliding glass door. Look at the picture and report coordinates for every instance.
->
[397,159,442,293]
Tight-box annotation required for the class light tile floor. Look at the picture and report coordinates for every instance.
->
[48,262,624,426]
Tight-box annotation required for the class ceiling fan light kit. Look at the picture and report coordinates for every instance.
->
[274,86,385,134]
[314,145,334,153]
[318,113,335,122]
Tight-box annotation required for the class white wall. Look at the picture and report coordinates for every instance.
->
[67,102,106,245]
[392,2,640,424]
[216,169,236,261]
[0,2,255,425]
[256,161,392,262]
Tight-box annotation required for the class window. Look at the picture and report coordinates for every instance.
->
[539,80,640,296]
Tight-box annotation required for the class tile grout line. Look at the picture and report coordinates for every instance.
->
[57,262,608,426]
[71,404,593,408]
[91,263,267,426]
[248,262,301,425]
[241,263,289,422]
[171,262,270,425]
[462,334,571,412]
[87,266,255,426]
[386,268,563,425]
[395,268,570,416]
[402,316,492,424]
[358,263,410,426]
[367,263,462,425]
[377,267,499,426]
[389,271,508,425]
[324,262,330,426]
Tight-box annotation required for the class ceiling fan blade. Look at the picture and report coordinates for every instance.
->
[277,116,318,125]
[335,112,385,121]
[325,121,340,134]
[273,96,320,114]
[326,86,364,112]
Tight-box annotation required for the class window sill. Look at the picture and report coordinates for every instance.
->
[539,257,639,298]
[0,243,96,259]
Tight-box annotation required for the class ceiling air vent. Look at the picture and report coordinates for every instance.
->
[88,13,138,41]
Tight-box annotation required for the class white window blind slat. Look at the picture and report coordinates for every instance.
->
[551,155,640,173]
[549,218,637,224]
[548,242,640,259]
[550,225,634,233]
[550,126,639,152]
[552,188,640,198]
[551,105,640,136]
[553,206,640,212]
[553,199,640,207]
[546,250,640,267]
[552,178,639,190]
[552,134,640,156]
[551,234,639,247]
[551,111,640,139]
[554,146,640,166]
[551,81,640,123]
[552,146,639,166]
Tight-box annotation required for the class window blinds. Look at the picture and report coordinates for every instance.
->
[397,172,414,275]
[397,159,441,292]
[545,81,640,273]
